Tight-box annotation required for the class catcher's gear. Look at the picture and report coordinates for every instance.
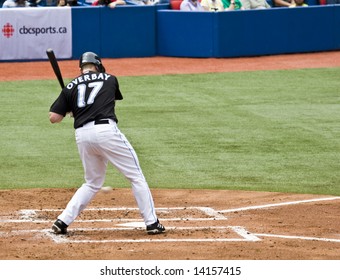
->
[79,52,106,73]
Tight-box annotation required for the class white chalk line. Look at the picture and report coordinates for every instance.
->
[49,238,254,244]
[0,206,226,224]
[0,217,228,224]
[219,196,340,213]
[18,206,224,214]
[17,196,340,217]
[0,226,233,233]
[255,233,340,243]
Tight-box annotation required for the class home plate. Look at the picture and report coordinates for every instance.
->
[117,222,145,228]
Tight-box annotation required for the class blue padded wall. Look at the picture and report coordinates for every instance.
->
[157,6,340,58]
[215,6,336,57]
[72,7,102,58]
[100,6,156,58]
[157,11,215,57]
[333,5,340,49]
[72,5,157,59]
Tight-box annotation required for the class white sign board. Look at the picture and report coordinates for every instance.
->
[0,7,72,60]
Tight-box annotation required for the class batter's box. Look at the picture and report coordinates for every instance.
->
[16,207,261,243]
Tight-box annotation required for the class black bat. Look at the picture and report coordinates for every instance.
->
[46,48,65,89]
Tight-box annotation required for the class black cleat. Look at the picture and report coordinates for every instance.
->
[52,219,68,234]
[146,219,165,235]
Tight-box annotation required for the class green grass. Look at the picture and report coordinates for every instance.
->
[1,68,340,195]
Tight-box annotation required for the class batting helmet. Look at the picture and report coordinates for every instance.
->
[79,52,106,73]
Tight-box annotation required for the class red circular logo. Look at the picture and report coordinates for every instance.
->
[2,23,15,38]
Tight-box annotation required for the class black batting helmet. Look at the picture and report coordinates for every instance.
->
[79,52,106,73]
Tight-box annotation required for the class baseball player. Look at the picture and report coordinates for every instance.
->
[49,52,165,235]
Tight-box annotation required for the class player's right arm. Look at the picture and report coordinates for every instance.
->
[49,112,64,123]
[49,90,70,123]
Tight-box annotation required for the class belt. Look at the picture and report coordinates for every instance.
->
[79,119,110,128]
[94,119,109,125]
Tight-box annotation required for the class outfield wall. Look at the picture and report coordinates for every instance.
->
[1,5,339,61]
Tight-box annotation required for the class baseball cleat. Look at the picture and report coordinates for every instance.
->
[146,219,165,235]
[52,219,68,234]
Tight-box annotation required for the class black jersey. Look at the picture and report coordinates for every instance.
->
[50,71,123,129]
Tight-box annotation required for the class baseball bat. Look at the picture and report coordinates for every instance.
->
[46,48,65,89]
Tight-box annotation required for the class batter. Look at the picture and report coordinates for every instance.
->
[49,52,165,235]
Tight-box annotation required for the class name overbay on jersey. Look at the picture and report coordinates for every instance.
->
[66,73,111,89]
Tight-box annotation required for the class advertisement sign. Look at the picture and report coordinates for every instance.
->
[0,7,72,60]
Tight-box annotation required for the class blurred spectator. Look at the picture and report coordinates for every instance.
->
[29,0,57,5]
[42,0,58,5]
[57,0,67,5]
[273,0,308,6]
[272,0,292,6]
[180,0,205,10]
[67,0,77,5]
[52,0,74,4]
[325,0,340,3]
[289,0,307,5]
[27,0,40,5]
[126,0,159,4]
[2,0,29,7]
[222,0,243,9]
[201,0,224,10]
[92,0,126,6]
[241,0,270,9]
[170,0,182,8]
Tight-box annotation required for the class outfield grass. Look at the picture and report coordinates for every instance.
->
[1,68,340,195]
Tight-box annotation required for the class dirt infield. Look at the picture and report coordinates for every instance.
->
[0,188,340,260]
[1,52,340,260]
[1,51,340,81]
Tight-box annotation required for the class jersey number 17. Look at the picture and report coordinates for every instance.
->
[77,81,103,108]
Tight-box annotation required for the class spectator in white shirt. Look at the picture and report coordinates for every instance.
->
[201,0,224,11]
[180,0,205,10]
[2,0,29,7]
[241,0,270,9]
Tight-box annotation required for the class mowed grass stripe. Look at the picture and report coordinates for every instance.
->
[0,68,339,195]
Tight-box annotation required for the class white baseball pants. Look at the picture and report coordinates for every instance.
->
[58,119,158,227]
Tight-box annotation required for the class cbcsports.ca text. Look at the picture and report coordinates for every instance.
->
[18,26,68,36]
